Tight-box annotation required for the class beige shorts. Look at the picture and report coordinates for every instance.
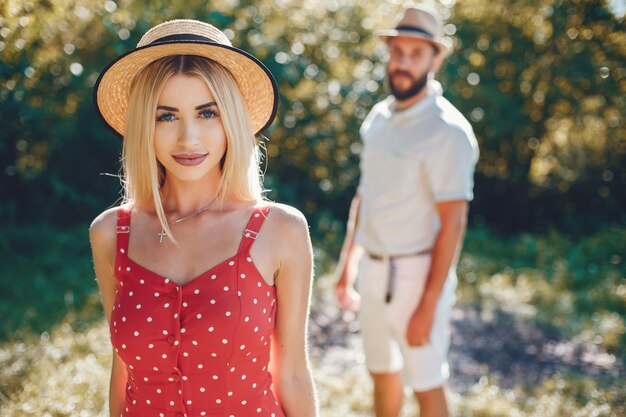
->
[356,253,456,392]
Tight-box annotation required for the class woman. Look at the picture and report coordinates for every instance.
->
[89,19,317,417]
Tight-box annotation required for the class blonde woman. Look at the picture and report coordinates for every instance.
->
[89,20,317,417]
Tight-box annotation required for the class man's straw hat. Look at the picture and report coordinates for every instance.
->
[93,19,278,137]
[376,6,451,56]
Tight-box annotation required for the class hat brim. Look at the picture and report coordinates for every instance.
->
[376,29,450,56]
[93,40,278,138]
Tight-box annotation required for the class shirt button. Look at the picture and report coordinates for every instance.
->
[167,334,176,344]
[171,373,180,382]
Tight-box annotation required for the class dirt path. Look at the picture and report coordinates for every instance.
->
[308,283,623,393]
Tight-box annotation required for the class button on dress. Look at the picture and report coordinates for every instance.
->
[110,204,285,417]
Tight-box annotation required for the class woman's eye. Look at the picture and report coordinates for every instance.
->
[156,112,176,122]
[199,110,217,119]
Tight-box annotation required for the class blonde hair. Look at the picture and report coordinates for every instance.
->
[122,55,264,239]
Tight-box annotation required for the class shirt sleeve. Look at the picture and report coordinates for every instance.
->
[422,130,478,202]
[357,104,380,190]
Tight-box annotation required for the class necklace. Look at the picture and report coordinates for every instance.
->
[157,197,217,243]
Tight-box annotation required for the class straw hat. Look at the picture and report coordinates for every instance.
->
[93,19,278,137]
[376,6,451,56]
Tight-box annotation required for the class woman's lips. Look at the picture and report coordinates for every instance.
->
[172,153,207,166]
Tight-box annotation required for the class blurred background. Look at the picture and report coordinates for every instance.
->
[1,0,624,415]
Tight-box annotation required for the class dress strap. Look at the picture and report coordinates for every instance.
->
[114,204,132,274]
[237,205,271,254]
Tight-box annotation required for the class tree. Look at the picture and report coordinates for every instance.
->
[1,0,623,246]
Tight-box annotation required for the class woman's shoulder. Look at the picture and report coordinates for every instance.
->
[257,202,312,272]
[266,202,309,240]
[89,205,126,247]
[263,202,309,233]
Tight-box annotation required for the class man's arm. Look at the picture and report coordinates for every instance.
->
[335,190,363,310]
[406,199,468,346]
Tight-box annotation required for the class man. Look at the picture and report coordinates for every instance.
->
[335,6,479,417]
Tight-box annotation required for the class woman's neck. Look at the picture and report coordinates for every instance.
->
[159,173,222,216]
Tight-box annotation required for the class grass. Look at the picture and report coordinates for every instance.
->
[0,321,110,417]
[457,226,626,356]
[0,224,624,416]
[2,292,622,416]
[315,369,623,417]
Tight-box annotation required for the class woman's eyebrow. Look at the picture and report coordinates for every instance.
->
[156,102,217,111]
[195,101,217,110]
[156,105,178,111]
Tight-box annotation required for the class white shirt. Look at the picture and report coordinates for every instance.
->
[355,80,479,255]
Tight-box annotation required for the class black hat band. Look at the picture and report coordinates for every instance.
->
[152,33,216,44]
[394,26,434,38]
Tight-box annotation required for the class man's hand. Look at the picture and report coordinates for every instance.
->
[335,192,362,312]
[406,297,437,346]
[335,271,361,311]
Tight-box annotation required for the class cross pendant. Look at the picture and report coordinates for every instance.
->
[157,229,167,243]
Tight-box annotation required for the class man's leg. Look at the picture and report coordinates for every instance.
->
[414,386,448,417]
[370,371,403,417]
[357,255,406,417]
[386,257,455,417]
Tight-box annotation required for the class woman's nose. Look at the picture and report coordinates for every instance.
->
[178,119,200,147]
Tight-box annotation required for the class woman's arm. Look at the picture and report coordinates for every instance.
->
[108,350,129,417]
[268,206,318,417]
[89,209,128,417]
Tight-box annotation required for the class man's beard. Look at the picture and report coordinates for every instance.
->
[388,70,429,101]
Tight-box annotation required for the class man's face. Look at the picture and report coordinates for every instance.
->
[387,36,438,101]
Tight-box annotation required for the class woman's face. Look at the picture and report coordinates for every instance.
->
[154,74,227,183]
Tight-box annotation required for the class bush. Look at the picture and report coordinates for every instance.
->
[0,224,100,340]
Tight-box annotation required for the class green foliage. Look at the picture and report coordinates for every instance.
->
[458,225,626,355]
[447,0,626,233]
[0,0,624,238]
[0,224,100,340]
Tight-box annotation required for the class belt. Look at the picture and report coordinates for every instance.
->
[366,249,432,304]
[367,249,431,261]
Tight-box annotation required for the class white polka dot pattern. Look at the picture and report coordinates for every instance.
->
[110,205,283,416]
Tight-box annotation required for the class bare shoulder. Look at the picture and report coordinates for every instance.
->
[261,203,313,283]
[261,202,312,258]
[89,206,120,251]
[264,202,310,238]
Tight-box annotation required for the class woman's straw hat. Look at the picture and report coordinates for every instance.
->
[376,6,451,56]
[93,19,278,137]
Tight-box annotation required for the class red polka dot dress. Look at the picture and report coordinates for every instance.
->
[110,204,285,417]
